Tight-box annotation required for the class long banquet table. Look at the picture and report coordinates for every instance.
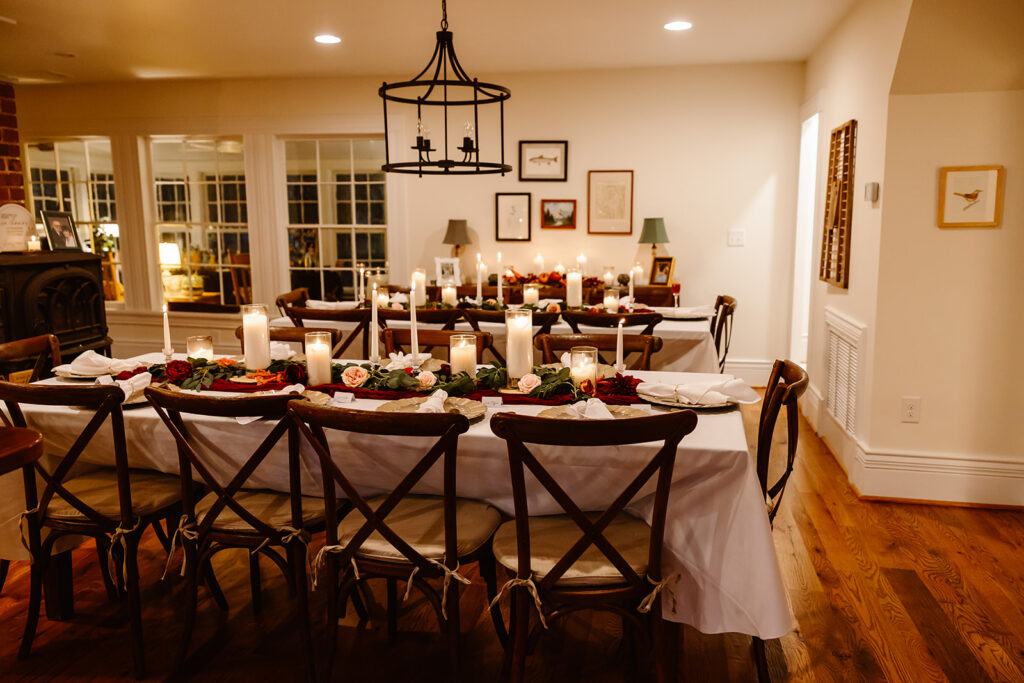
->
[270,312,720,374]
[0,357,791,639]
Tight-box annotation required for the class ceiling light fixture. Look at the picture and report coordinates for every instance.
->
[379,0,511,176]
[314,34,341,44]
[663,21,693,31]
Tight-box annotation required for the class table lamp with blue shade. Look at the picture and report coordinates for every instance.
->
[638,217,669,258]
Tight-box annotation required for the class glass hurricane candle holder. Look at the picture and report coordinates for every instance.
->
[186,335,215,361]
[241,304,270,370]
[565,267,583,309]
[505,308,533,388]
[305,331,332,386]
[602,266,616,289]
[376,286,390,310]
[440,279,458,306]
[570,346,598,393]
[523,283,540,306]
[449,334,477,377]
[603,287,619,314]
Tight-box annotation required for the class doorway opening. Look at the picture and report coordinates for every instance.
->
[789,112,819,365]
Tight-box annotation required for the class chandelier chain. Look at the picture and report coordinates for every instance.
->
[441,0,448,30]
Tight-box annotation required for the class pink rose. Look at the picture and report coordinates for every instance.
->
[341,365,369,388]
[416,371,437,390]
[545,302,561,313]
[517,373,542,393]
[391,302,404,310]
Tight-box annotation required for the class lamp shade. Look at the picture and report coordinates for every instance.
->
[442,219,471,246]
[638,217,669,245]
[158,242,182,266]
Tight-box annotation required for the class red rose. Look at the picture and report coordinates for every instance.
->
[115,367,146,381]
[164,360,193,383]
[404,368,415,375]
[280,363,307,384]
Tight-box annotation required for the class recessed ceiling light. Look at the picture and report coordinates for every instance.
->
[663,21,693,31]
[314,34,341,44]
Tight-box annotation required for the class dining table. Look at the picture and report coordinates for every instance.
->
[0,352,791,640]
[271,306,720,374]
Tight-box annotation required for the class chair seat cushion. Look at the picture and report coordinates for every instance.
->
[46,469,181,521]
[196,489,324,532]
[337,495,501,562]
[492,512,650,586]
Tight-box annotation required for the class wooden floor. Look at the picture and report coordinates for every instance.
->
[2,403,1024,682]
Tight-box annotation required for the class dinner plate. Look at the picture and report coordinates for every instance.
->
[636,392,735,411]
[55,368,113,380]
[376,396,487,422]
[537,404,648,420]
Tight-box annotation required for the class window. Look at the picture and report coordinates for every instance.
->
[151,137,250,311]
[25,139,124,302]
[284,138,387,300]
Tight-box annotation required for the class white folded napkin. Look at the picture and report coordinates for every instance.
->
[559,352,571,367]
[673,304,715,317]
[391,292,409,304]
[96,371,152,401]
[305,299,358,310]
[270,341,296,361]
[383,351,432,370]
[636,375,760,405]
[56,350,144,376]
[565,398,614,419]
[416,389,449,413]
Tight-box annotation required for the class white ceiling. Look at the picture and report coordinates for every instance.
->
[0,0,856,84]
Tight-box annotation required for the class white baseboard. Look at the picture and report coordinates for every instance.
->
[802,383,1024,507]
[722,359,774,386]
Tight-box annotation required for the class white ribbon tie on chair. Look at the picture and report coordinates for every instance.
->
[489,574,548,629]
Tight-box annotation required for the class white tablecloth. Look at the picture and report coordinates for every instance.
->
[0,359,791,639]
[271,313,719,374]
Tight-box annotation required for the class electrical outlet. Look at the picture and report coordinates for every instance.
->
[727,229,745,247]
[901,396,921,423]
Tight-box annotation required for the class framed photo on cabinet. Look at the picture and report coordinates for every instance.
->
[495,192,531,241]
[41,211,82,251]
[587,170,633,234]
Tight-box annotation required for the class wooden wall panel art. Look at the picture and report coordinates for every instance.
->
[819,119,857,288]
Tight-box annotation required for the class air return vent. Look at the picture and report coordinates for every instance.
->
[824,307,864,435]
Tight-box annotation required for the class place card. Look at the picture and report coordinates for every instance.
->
[482,396,503,408]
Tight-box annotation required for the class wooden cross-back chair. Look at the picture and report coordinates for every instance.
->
[382,328,492,364]
[561,310,664,336]
[288,402,502,680]
[281,306,374,359]
[751,360,808,683]
[274,287,309,317]
[226,249,252,306]
[534,333,664,371]
[0,381,183,679]
[711,295,736,372]
[0,334,62,385]
[0,426,43,612]
[460,309,560,365]
[377,306,465,329]
[144,387,321,680]
[488,410,698,683]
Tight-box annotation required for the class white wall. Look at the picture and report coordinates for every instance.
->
[16,62,804,371]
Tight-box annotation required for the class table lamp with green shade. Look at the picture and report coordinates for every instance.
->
[638,217,668,258]
[442,219,471,257]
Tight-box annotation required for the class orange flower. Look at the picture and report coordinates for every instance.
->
[216,358,238,367]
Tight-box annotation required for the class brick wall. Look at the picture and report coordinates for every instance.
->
[0,83,25,206]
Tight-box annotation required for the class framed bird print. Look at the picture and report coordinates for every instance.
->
[518,141,567,181]
[938,165,1005,228]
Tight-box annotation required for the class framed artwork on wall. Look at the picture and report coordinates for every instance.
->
[540,199,576,229]
[41,211,82,251]
[937,165,1005,228]
[518,140,567,182]
[495,192,531,241]
[587,170,634,234]
[650,256,675,285]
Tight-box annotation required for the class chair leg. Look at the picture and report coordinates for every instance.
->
[249,551,263,615]
[506,588,530,683]
[151,517,171,553]
[323,563,342,683]
[446,581,462,679]
[203,561,229,611]
[651,617,680,683]
[123,534,147,679]
[175,544,200,673]
[0,558,9,594]
[95,536,119,601]
[478,550,508,647]
[18,558,45,660]
[288,543,316,683]
[752,636,770,683]
[385,577,399,643]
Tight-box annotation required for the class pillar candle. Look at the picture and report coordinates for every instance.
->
[505,309,533,383]
[370,283,380,363]
[241,304,271,370]
[409,281,419,364]
[496,251,503,306]
[533,252,544,273]
[616,319,625,372]
[441,283,458,306]
[523,283,539,306]
[566,271,583,308]
[305,331,332,386]
[449,334,477,377]
[602,267,616,289]
[411,269,427,306]
[186,335,214,361]
[603,289,618,314]
[162,304,173,356]
[554,263,565,275]
[576,252,587,276]
[570,346,598,389]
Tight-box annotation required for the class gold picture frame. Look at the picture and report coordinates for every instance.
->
[938,165,1005,228]
[650,256,675,285]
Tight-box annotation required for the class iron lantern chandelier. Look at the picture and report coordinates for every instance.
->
[379,0,512,176]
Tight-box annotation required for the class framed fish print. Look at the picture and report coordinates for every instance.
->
[937,165,1005,228]
[518,140,568,182]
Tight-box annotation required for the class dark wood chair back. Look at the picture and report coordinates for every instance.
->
[382,328,491,363]
[226,249,252,305]
[757,360,809,526]
[0,381,132,531]
[711,295,736,372]
[377,307,464,329]
[488,410,697,595]
[234,325,345,357]
[280,306,374,359]
[461,308,559,336]
[144,387,306,541]
[560,310,663,335]
[274,287,310,317]
[288,401,470,582]
[0,334,62,383]
[534,333,663,371]
[0,426,43,477]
